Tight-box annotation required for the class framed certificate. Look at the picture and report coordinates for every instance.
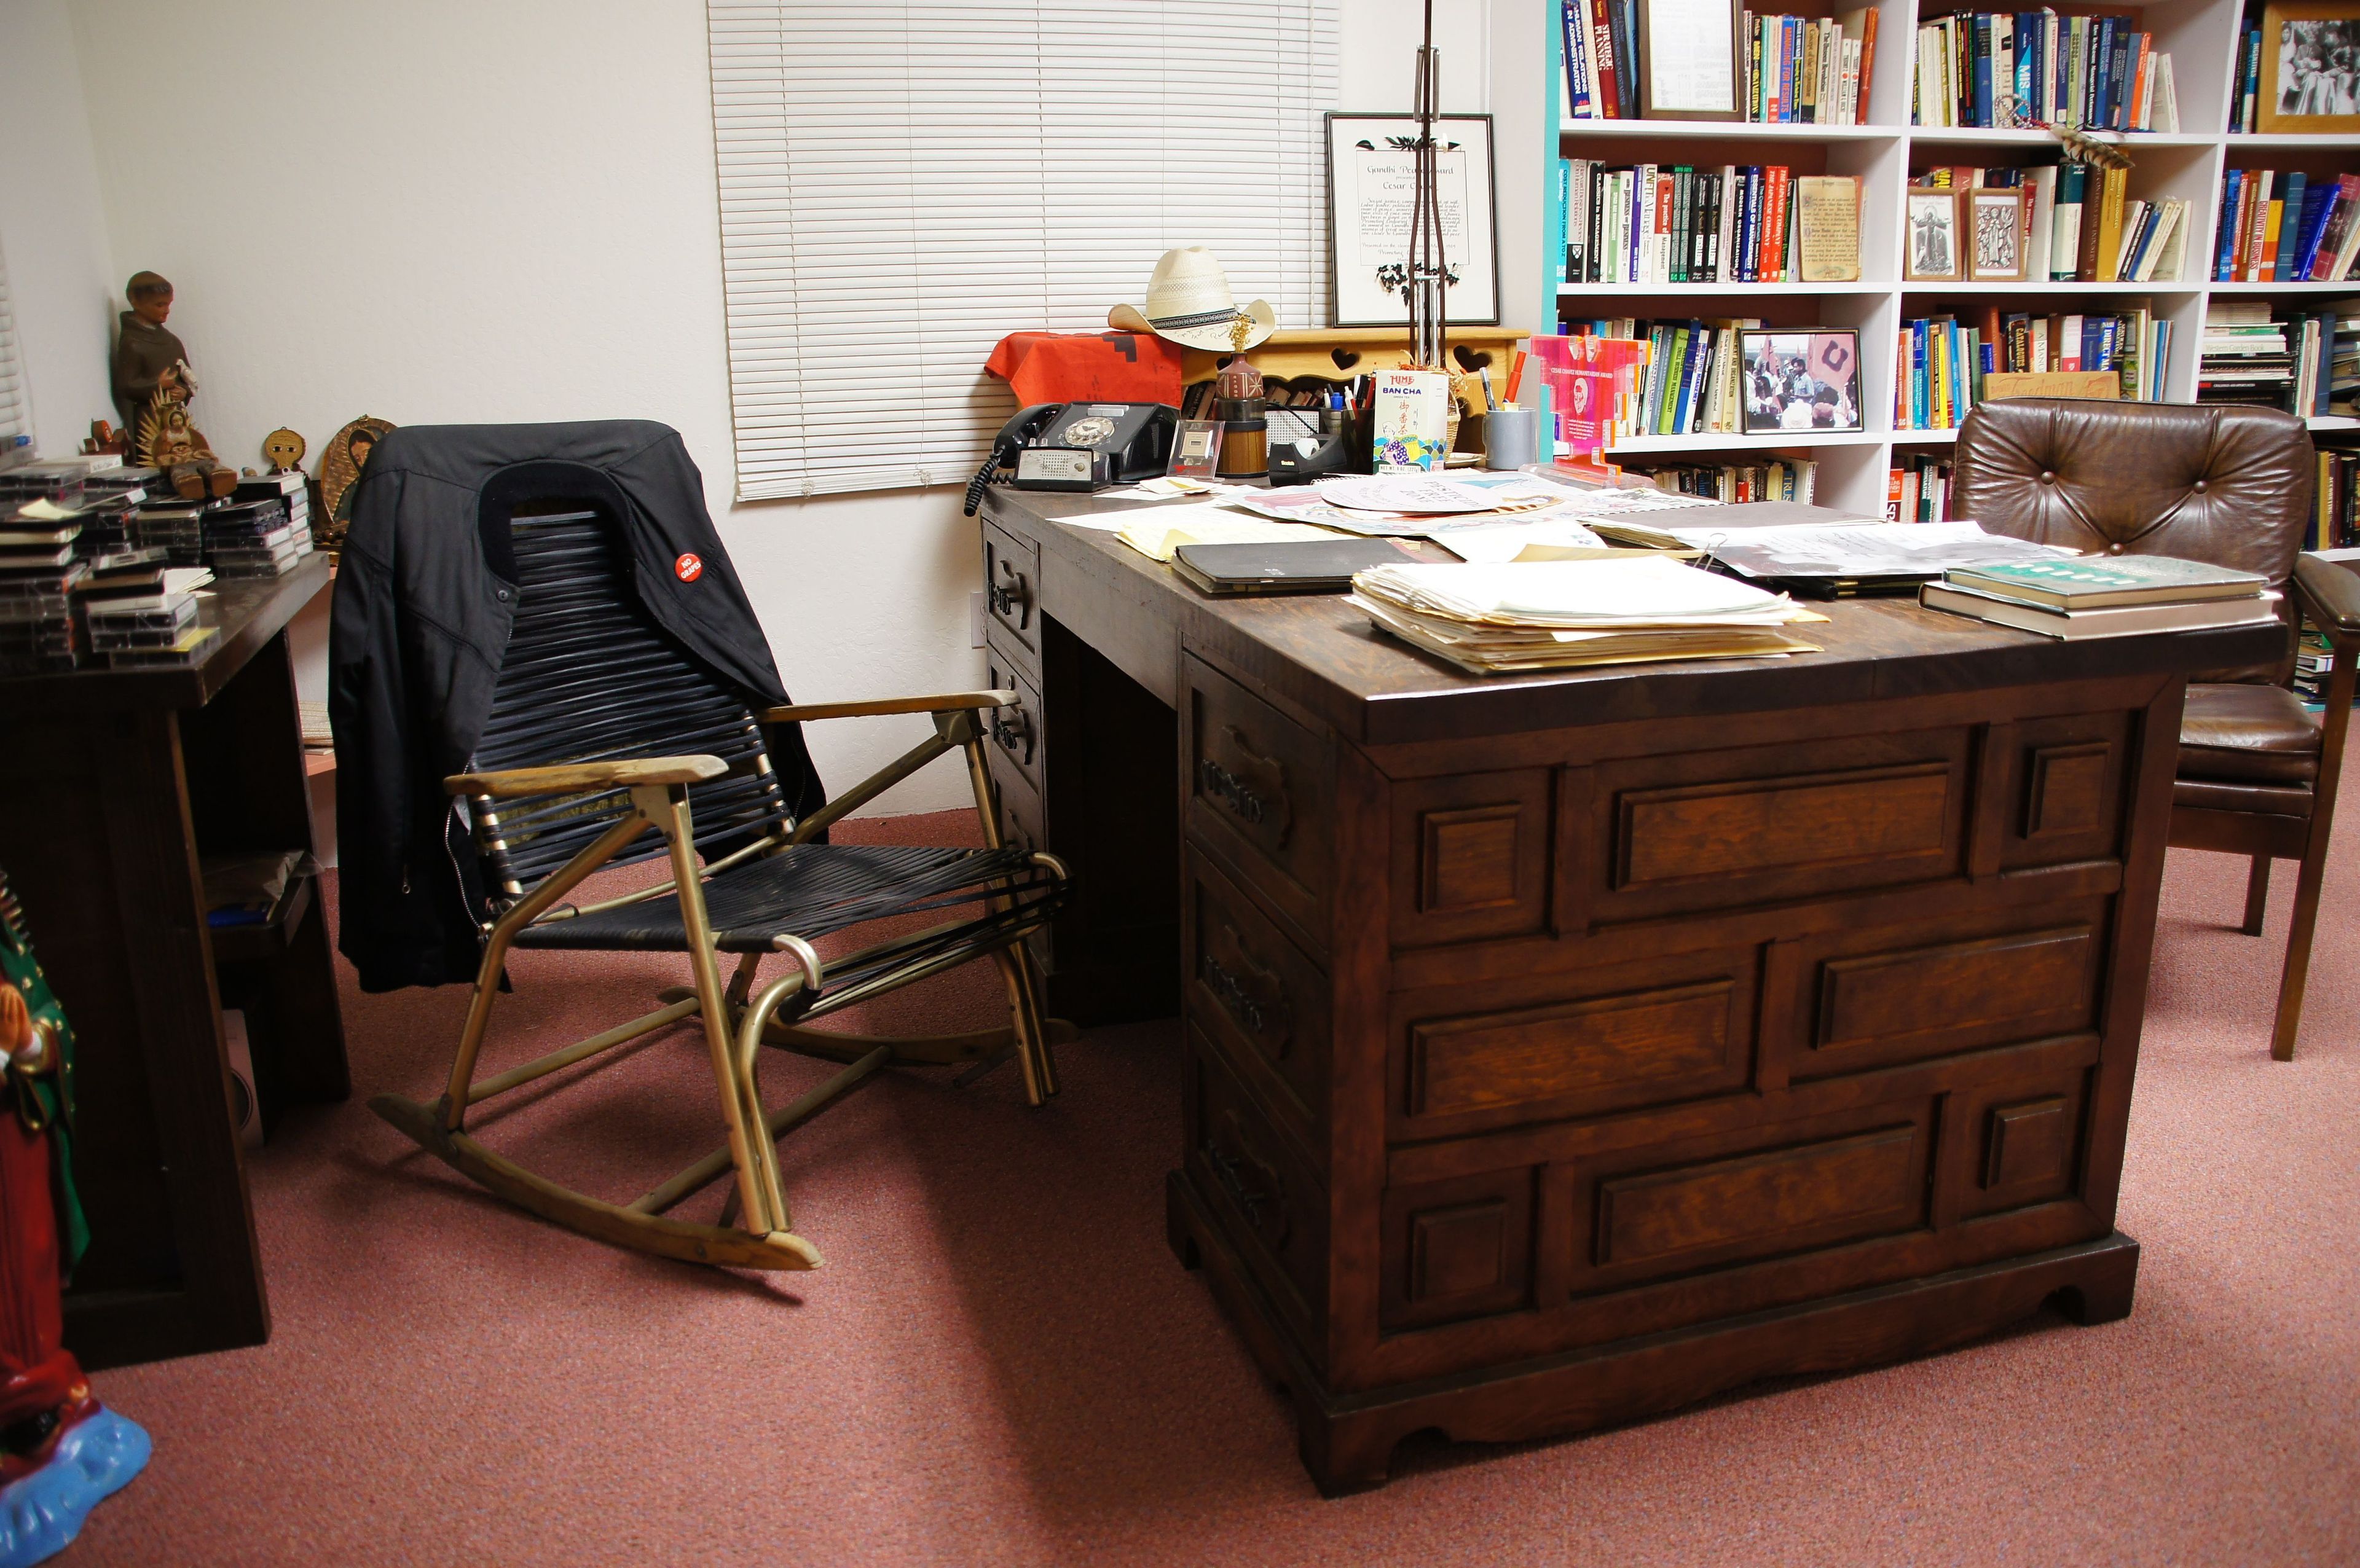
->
[1324,112,1500,327]
[1637,0,1746,120]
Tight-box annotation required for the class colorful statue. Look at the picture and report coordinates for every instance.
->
[0,871,149,1567]
[110,272,235,500]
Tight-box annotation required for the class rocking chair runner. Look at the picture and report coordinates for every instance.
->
[368,507,1071,1270]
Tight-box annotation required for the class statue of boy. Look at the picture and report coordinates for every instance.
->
[110,272,234,500]
[110,272,188,434]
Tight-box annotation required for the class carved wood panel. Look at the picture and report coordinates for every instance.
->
[1389,770,1553,948]
[1774,899,2110,1083]
[1380,1167,1537,1332]
[1586,730,1974,925]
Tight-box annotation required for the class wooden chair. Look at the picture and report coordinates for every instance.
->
[369,505,1071,1268]
[1955,397,2360,1059]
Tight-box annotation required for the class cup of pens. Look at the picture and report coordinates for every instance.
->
[1482,406,1540,471]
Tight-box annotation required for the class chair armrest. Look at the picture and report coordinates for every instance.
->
[761,690,1017,724]
[2294,555,2360,647]
[444,755,730,798]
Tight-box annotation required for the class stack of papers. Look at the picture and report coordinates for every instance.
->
[1351,555,1824,674]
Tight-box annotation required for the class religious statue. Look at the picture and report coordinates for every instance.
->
[0,870,149,1567]
[109,272,235,500]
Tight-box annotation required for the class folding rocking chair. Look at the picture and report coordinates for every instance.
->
[368,506,1070,1270]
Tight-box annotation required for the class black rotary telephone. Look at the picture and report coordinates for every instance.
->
[964,402,1178,515]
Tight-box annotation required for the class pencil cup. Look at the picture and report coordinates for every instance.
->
[1482,406,1540,471]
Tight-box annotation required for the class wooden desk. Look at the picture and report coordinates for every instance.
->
[0,554,348,1368]
[975,488,2286,1493]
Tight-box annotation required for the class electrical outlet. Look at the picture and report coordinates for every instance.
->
[970,589,986,648]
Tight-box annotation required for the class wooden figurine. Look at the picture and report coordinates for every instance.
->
[261,428,305,474]
[0,870,149,1567]
[110,272,234,500]
[317,416,394,551]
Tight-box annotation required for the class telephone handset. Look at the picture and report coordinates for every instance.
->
[963,402,1178,515]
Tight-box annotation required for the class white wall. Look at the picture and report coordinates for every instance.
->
[47,0,1543,813]
[0,0,119,460]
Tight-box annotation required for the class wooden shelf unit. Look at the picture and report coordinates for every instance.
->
[1539,0,2360,515]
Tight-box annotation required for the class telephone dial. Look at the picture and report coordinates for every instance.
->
[963,402,1178,515]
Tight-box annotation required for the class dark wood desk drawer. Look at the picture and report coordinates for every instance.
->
[1768,898,2110,1086]
[1388,945,1761,1143]
[981,519,1041,662]
[1185,654,1332,941]
[1576,728,1975,928]
[1187,850,1331,1161]
[983,635,1044,798]
[1185,1023,1327,1346]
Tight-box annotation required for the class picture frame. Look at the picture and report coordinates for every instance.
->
[2258,2,2360,134]
[1166,419,1224,480]
[1636,0,1747,120]
[1965,187,2031,281]
[1739,329,1865,435]
[1324,112,1500,327]
[1904,187,1965,282]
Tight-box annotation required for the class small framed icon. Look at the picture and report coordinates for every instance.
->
[1166,419,1225,479]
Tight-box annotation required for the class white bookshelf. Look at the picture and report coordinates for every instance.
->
[1540,0,2360,515]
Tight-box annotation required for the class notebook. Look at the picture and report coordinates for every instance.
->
[1170,539,1417,597]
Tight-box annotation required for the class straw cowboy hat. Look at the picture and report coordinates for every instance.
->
[1107,248,1276,352]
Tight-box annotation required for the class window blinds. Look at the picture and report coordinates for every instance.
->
[0,246,27,451]
[709,1,1339,500]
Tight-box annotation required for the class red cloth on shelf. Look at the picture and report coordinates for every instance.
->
[984,331,1185,407]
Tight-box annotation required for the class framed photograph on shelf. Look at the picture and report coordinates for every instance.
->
[1324,112,1499,327]
[1740,329,1864,434]
[1637,0,1747,120]
[1966,187,2032,281]
[2259,2,2360,133]
[1904,187,1965,282]
[1795,175,1863,283]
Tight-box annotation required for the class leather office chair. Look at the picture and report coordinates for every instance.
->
[1954,398,2360,1059]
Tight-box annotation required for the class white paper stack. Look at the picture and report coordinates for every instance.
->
[1351,555,1822,674]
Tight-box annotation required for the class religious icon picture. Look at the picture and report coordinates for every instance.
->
[1905,188,1965,283]
[1166,419,1225,479]
[1967,188,2031,281]
[1739,329,1864,435]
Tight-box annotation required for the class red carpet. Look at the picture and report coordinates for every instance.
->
[63,801,2360,1564]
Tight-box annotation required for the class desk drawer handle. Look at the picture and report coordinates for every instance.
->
[990,707,1031,759]
[989,559,1032,627]
[1198,726,1291,845]
[1204,1108,1290,1247]
[1202,923,1291,1055]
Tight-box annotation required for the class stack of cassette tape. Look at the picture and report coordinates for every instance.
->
[202,495,311,578]
[76,548,216,668]
[0,503,89,675]
[135,500,212,565]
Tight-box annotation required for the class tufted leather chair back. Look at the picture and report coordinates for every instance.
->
[1954,398,2316,684]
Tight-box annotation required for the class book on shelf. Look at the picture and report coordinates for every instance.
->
[2312,450,2360,551]
[1914,164,2184,283]
[2196,299,2354,414]
[1887,455,1957,522]
[1624,457,1819,503]
[1561,162,1855,285]
[2217,171,2360,283]
[1911,10,2174,131]
[1559,3,1873,123]
[1895,302,2169,429]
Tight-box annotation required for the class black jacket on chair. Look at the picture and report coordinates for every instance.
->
[329,420,826,992]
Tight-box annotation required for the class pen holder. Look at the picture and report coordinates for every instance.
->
[1482,406,1540,471]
